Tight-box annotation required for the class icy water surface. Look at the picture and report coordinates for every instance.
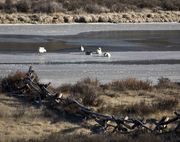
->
[0,51,180,86]
[0,24,180,85]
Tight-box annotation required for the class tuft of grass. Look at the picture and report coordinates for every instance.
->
[105,78,152,91]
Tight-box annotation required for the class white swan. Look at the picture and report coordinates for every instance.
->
[80,45,84,52]
[96,47,102,55]
[39,47,46,53]
[104,52,111,58]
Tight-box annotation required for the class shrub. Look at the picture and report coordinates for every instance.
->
[3,0,17,13]
[162,0,180,10]
[85,4,110,13]
[71,78,103,106]
[107,78,152,91]
[33,1,64,13]
[1,70,38,93]
[1,71,26,92]
[56,83,72,93]
[0,0,180,13]
[156,77,178,89]
[137,0,161,9]
[16,0,32,13]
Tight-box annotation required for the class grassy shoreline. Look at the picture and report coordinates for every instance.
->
[0,70,179,141]
[0,10,180,24]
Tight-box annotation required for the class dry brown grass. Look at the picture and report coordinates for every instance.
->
[0,76,180,142]
[156,77,179,89]
[0,92,88,142]
[123,98,178,115]
[98,97,179,116]
[13,132,179,142]
[104,78,152,91]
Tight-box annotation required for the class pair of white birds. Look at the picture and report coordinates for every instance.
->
[80,46,111,58]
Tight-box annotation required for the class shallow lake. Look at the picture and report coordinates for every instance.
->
[0,24,180,86]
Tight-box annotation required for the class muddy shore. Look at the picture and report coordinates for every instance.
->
[0,11,180,24]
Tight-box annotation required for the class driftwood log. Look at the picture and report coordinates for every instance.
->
[1,66,180,134]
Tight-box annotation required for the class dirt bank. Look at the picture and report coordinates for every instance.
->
[0,11,180,24]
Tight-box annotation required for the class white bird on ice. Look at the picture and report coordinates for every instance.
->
[80,45,84,52]
[96,47,102,55]
[104,52,111,58]
[39,47,47,53]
